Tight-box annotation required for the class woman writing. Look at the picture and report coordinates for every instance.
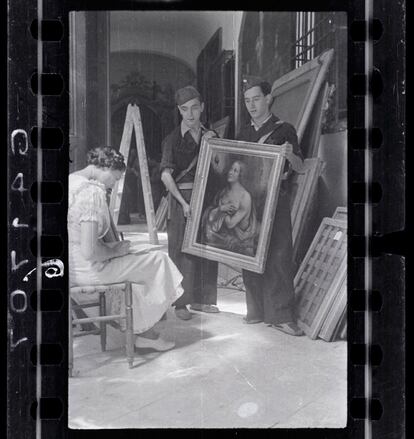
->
[68,146,183,351]
[202,160,259,256]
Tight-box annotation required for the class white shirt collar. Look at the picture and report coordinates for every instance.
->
[181,120,206,138]
[251,113,273,131]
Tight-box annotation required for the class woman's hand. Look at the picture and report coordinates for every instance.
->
[80,222,131,262]
[181,201,191,218]
[114,240,131,256]
[220,203,237,215]
[104,241,122,249]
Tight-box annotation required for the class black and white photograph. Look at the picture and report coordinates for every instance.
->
[68,10,348,429]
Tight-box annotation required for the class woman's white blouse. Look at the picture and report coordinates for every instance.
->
[68,174,110,243]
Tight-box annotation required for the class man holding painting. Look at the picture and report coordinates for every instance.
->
[160,80,303,336]
[160,86,220,321]
[236,75,305,336]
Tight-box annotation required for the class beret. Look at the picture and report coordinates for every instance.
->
[242,75,272,95]
[175,86,202,106]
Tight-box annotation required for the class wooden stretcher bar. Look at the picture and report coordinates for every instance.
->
[318,275,347,341]
[295,217,347,339]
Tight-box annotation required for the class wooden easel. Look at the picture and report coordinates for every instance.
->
[109,104,159,245]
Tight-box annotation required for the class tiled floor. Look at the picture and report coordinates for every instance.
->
[69,233,347,429]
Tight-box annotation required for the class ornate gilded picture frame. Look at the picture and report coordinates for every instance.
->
[182,137,286,273]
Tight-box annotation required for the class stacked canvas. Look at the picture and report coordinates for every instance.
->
[319,206,348,341]
[332,206,347,222]
[290,157,325,261]
[318,274,347,341]
[294,215,347,340]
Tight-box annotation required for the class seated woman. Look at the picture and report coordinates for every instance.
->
[68,146,184,351]
[202,160,260,256]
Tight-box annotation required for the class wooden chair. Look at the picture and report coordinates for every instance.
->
[69,214,134,377]
[69,282,134,377]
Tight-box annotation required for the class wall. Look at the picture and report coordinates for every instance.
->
[110,11,242,71]
[69,11,110,171]
[110,52,195,91]
[318,130,348,216]
[217,12,243,51]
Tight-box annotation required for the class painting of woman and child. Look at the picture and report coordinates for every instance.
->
[182,137,286,273]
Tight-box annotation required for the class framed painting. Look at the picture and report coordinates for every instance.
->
[182,137,286,273]
[270,48,334,143]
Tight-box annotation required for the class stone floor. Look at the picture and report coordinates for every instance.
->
[69,233,347,429]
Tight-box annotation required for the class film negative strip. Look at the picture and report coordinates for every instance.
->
[6,0,405,438]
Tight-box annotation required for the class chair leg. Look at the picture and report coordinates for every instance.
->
[124,283,134,368]
[99,292,107,352]
[71,297,98,332]
[68,294,74,377]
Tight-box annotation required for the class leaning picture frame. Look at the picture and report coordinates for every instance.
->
[270,48,334,143]
[182,137,286,273]
[210,115,231,139]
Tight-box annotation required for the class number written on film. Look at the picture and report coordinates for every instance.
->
[9,129,30,350]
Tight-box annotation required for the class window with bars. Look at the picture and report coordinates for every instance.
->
[293,12,347,129]
[294,12,316,68]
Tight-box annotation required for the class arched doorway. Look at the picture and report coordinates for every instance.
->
[109,50,196,226]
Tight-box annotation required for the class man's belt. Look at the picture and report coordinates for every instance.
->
[166,181,194,220]
[177,182,194,190]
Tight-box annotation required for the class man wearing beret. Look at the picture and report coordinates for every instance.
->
[160,86,219,320]
[237,76,304,336]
